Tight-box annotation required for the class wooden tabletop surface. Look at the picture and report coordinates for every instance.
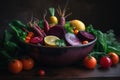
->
[0,61,120,80]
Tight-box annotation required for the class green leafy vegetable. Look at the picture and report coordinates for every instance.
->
[55,39,66,47]
[86,24,120,56]
[9,23,27,41]
[38,20,44,29]
[49,7,55,16]
[64,22,74,33]
[9,20,27,29]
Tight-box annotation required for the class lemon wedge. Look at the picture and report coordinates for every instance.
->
[44,35,60,47]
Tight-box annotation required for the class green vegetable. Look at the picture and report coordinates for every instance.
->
[55,39,66,47]
[64,22,74,33]
[9,20,27,29]
[0,30,19,61]
[86,24,120,57]
[49,7,55,16]
[9,23,27,41]
[38,20,44,29]
[0,50,13,61]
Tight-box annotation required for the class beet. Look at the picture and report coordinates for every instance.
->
[65,33,81,46]
[30,36,43,44]
[47,25,66,39]
[77,31,95,41]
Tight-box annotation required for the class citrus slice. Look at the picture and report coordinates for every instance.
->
[44,35,60,47]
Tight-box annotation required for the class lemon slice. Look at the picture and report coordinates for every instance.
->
[44,35,60,47]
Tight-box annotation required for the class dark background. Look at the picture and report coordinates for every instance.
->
[0,0,120,39]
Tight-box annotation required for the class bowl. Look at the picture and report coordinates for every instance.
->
[22,37,97,66]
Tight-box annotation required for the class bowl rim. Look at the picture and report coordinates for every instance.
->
[23,37,97,49]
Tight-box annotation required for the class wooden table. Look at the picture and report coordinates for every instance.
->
[0,62,120,80]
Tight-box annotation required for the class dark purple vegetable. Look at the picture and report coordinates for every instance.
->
[28,22,44,37]
[30,36,43,44]
[47,25,66,39]
[35,25,46,37]
[77,31,95,41]
[43,10,50,33]
[57,0,71,26]
[65,33,81,46]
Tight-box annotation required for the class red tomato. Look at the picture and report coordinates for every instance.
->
[108,52,119,65]
[38,69,45,76]
[100,56,112,68]
[8,59,23,74]
[83,56,97,69]
[21,57,34,70]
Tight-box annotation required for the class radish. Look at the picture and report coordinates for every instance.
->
[30,36,43,44]
[57,0,72,26]
[43,10,50,34]
[65,33,81,46]
[28,22,44,37]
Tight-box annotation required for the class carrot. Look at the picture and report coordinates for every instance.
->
[49,8,58,25]
[43,10,50,34]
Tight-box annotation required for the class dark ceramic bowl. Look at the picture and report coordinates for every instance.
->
[23,37,97,66]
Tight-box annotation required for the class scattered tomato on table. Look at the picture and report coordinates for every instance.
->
[99,56,112,69]
[108,52,119,65]
[38,69,46,76]
[21,57,34,70]
[8,59,23,74]
[83,56,97,69]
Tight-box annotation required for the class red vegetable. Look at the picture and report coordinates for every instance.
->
[57,0,71,26]
[43,10,50,33]
[21,57,34,70]
[30,36,43,44]
[8,59,23,74]
[35,25,46,37]
[38,69,45,76]
[100,56,112,69]
[28,22,44,37]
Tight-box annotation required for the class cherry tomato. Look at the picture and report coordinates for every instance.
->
[21,57,34,70]
[83,56,97,69]
[100,56,112,68]
[82,40,89,44]
[108,52,119,65]
[74,29,79,35]
[38,69,45,76]
[8,59,23,74]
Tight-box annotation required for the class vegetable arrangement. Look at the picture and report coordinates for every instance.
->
[7,7,95,47]
[84,25,120,69]
[0,3,120,75]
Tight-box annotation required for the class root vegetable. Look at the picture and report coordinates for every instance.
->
[43,10,50,34]
[57,0,72,26]
[49,8,58,25]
